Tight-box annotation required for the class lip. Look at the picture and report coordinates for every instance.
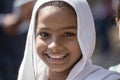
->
[44,53,68,64]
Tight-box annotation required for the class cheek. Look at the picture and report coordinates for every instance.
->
[117,21,120,40]
[65,40,82,56]
[65,41,82,67]
[36,38,47,55]
[119,25,120,40]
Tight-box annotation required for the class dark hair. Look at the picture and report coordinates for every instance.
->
[38,1,75,12]
[36,1,76,18]
[116,1,120,20]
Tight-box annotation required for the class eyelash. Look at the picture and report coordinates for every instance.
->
[63,32,76,37]
[39,32,76,39]
[39,32,50,38]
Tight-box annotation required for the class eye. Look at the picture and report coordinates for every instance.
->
[64,32,75,37]
[39,32,50,38]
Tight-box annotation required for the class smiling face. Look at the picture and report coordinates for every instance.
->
[35,2,82,74]
[116,3,120,40]
[116,18,120,40]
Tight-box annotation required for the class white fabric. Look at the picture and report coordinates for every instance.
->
[17,0,120,80]
[109,64,120,73]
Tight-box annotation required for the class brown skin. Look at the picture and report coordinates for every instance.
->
[116,18,120,40]
[35,5,82,80]
[115,2,120,40]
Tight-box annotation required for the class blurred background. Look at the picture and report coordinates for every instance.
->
[0,0,33,80]
[87,0,120,69]
[0,0,120,80]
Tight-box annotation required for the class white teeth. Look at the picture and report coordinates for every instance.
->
[47,54,67,59]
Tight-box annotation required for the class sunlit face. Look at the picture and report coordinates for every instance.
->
[35,5,82,73]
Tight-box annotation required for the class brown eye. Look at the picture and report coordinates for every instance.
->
[64,32,75,37]
[39,32,50,38]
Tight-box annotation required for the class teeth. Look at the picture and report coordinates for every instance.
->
[47,54,67,59]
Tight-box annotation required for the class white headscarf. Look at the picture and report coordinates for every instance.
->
[17,0,120,80]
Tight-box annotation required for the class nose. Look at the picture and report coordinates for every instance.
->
[48,38,63,52]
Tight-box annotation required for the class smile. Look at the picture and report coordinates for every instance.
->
[45,53,68,59]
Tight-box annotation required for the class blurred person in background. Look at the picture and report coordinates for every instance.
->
[87,0,120,69]
[91,0,115,53]
[0,0,34,80]
[109,0,120,73]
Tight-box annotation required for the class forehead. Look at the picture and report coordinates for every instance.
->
[35,1,77,31]
[36,7,77,32]
[37,7,77,24]
[38,5,75,18]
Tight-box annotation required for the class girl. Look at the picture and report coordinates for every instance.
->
[109,0,120,73]
[18,0,120,80]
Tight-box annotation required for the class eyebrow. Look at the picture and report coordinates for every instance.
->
[38,26,77,31]
[60,26,77,30]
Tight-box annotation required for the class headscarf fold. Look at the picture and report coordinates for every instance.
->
[17,0,120,80]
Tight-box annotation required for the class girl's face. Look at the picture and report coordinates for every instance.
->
[118,21,120,40]
[116,18,120,40]
[35,5,82,73]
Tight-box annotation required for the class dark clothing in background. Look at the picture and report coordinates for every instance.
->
[0,0,27,80]
[0,0,14,14]
[0,29,27,80]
